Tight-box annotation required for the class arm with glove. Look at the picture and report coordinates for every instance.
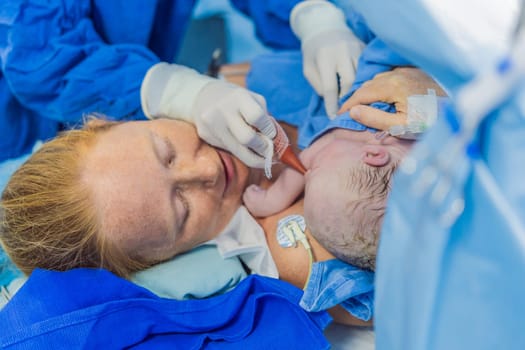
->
[290,0,365,118]
[141,63,276,168]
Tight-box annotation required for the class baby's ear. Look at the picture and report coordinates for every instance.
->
[361,144,390,167]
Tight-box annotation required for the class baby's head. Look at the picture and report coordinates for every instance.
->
[303,159,397,271]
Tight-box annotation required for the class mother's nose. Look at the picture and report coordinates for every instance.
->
[173,156,220,188]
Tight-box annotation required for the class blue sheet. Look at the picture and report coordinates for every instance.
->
[0,268,331,349]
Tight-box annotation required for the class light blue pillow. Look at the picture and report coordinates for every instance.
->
[131,244,247,300]
[0,248,23,288]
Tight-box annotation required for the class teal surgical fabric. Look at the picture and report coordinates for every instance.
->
[0,268,331,349]
[131,244,247,300]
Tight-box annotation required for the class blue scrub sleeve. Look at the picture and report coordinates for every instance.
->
[230,0,301,49]
[0,1,160,123]
[332,1,376,44]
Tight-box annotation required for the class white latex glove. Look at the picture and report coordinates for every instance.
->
[291,0,365,118]
[141,63,276,168]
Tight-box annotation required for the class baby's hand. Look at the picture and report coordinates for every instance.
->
[243,184,277,218]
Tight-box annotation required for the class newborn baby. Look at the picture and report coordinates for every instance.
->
[243,128,413,270]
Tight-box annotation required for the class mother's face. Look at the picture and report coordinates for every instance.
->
[82,119,252,262]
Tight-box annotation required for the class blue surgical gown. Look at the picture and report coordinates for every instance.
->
[0,0,196,162]
[0,268,331,349]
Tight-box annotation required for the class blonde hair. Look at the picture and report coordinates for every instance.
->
[0,118,149,277]
[305,161,398,271]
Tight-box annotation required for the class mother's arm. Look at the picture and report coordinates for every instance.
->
[256,200,373,327]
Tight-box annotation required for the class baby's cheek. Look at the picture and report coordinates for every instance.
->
[303,182,331,234]
[303,176,346,245]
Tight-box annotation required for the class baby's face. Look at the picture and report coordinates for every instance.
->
[304,138,366,229]
[82,119,253,263]
[304,131,371,183]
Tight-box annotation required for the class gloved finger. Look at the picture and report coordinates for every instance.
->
[318,53,338,98]
[228,114,272,159]
[229,140,267,168]
[211,124,266,168]
[250,92,267,111]
[335,55,355,98]
[350,105,407,131]
[303,61,323,96]
[244,93,276,139]
[323,89,339,119]
[318,53,339,118]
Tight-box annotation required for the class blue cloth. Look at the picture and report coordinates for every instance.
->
[333,0,376,44]
[247,50,313,128]
[296,101,376,149]
[230,0,302,50]
[0,268,331,349]
[247,38,411,149]
[300,259,375,321]
[0,0,196,161]
[345,1,525,348]
[374,94,525,350]
[345,0,501,93]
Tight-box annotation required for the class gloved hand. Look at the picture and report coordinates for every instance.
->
[290,0,365,118]
[141,63,276,168]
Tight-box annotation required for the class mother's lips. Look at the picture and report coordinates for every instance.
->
[217,150,233,196]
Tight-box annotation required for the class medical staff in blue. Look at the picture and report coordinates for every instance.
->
[0,0,299,168]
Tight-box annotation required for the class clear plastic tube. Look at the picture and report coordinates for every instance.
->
[264,118,307,178]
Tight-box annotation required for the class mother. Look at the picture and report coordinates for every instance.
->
[0,116,409,326]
